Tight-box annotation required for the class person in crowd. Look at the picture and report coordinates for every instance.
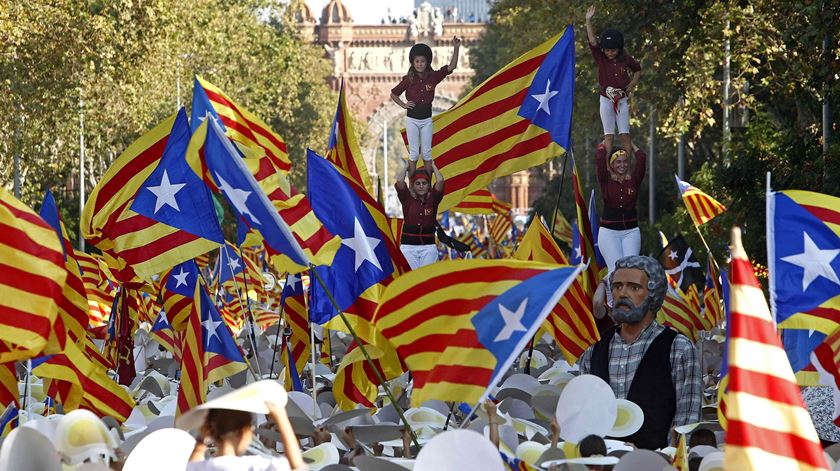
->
[578,434,607,457]
[580,255,701,450]
[390,37,461,176]
[188,401,304,470]
[585,4,641,158]
[395,158,445,269]
[593,137,646,314]
[688,428,717,448]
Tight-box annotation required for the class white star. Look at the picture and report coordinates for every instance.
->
[173,267,190,288]
[341,218,382,272]
[530,80,559,116]
[202,318,223,347]
[668,250,678,261]
[146,170,186,214]
[494,298,529,342]
[781,232,840,291]
[215,172,261,224]
[574,245,582,260]
[227,257,241,272]
[287,273,300,291]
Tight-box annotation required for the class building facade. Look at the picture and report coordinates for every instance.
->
[293,0,544,216]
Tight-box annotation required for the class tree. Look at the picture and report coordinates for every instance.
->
[0,0,336,243]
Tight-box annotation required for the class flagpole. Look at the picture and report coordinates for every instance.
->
[526,151,569,375]
[309,265,421,450]
[225,244,263,378]
[269,274,291,379]
[309,321,318,417]
[25,359,32,422]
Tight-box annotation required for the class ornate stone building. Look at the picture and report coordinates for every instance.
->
[293,0,545,216]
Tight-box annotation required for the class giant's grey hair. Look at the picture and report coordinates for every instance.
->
[610,255,668,313]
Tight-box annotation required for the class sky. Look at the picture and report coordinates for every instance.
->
[305,0,414,25]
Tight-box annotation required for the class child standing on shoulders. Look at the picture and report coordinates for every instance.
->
[585,5,641,157]
[390,37,461,176]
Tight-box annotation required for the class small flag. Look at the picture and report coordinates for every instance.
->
[675,175,726,226]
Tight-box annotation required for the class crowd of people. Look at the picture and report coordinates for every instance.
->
[2,4,836,471]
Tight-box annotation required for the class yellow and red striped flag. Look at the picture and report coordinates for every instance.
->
[489,214,513,245]
[326,80,375,197]
[0,188,67,361]
[193,76,291,174]
[452,188,513,216]
[657,276,704,343]
[32,339,135,422]
[81,113,219,282]
[410,27,575,212]
[513,219,599,364]
[240,154,340,274]
[333,341,386,411]
[724,227,828,470]
[0,362,16,411]
[373,259,582,406]
[675,175,726,226]
[548,208,573,244]
[74,250,115,328]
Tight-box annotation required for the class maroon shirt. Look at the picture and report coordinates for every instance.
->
[595,143,646,230]
[589,43,641,97]
[396,184,443,245]
[391,67,452,119]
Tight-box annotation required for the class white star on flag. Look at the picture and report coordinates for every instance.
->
[215,172,260,224]
[781,232,840,291]
[226,257,241,272]
[494,298,529,342]
[286,273,300,291]
[530,80,559,116]
[173,267,190,288]
[341,218,382,272]
[146,170,186,214]
[668,250,678,261]
[202,318,223,347]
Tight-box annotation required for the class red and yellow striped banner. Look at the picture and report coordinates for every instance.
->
[724,227,828,470]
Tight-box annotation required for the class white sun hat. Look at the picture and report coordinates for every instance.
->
[555,374,617,443]
[175,379,288,431]
[122,428,194,471]
[415,429,505,471]
[608,399,644,438]
[54,409,118,466]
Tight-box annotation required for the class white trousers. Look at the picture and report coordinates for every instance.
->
[599,95,630,136]
[406,117,433,162]
[400,244,438,270]
[598,226,641,275]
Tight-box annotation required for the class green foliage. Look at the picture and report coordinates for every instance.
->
[477,0,838,265]
[0,0,335,243]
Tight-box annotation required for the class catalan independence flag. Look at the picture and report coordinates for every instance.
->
[81,113,219,282]
[420,26,575,212]
[0,187,67,361]
[513,219,599,364]
[192,76,291,173]
[724,227,829,470]
[281,273,310,375]
[675,175,726,226]
[768,190,840,336]
[327,79,375,196]
[323,86,409,275]
[373,259,582,406]
[571,153,602,301]
[489,214,513,245]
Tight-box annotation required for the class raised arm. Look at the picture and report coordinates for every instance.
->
[448,36,462,71]
[585,5,597,47]
[395,158,409,190]
[266,401,304,470]
[430,160,444,193]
